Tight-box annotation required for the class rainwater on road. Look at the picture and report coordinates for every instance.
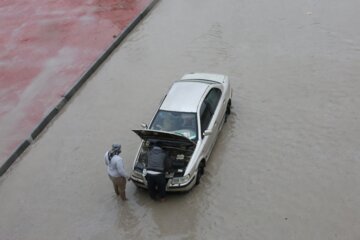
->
[1,0,360,239]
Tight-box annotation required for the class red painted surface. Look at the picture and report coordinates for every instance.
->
[0,0,151,163]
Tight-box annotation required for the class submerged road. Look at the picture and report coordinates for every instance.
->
[1,0,360,239]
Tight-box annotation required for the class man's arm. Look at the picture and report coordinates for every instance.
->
[116,156,128,178]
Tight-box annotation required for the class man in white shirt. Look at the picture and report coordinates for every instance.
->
[104,144,128,200]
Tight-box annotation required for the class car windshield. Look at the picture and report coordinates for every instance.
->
[150,110,198,141]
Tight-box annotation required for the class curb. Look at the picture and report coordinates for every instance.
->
[0,0,160,177]
[0,140,30,176]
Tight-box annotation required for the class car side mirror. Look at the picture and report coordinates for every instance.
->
[203,129,212,136]
[141,123,148,129]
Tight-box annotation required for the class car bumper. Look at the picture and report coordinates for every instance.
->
[130,171,196,192]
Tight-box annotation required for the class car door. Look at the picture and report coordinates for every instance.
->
[199,87,222,160]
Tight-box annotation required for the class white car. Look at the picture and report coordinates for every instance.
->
[130,73,232,192]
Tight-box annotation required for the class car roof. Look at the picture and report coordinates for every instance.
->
[159,80,210,113]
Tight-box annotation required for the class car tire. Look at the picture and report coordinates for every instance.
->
[195,161,205,185]
[225,100,231,122]
[226,100,231,115]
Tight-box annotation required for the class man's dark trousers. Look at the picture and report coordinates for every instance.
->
[146,173,166,200]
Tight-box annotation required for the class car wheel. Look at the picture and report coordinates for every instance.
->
[225,100,231,122]
[226,100,231,115]
[196,161,205,185]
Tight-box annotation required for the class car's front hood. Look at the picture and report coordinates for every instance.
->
[132,129,196,146]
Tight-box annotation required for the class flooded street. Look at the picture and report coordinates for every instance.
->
[1,0,360,239]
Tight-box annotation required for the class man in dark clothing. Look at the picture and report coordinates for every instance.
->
[145,143,168,201]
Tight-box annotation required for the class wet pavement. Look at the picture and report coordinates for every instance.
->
[1,0,360,239]
[0,0,152,166]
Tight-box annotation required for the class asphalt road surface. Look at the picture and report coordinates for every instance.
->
[1,0,360,239]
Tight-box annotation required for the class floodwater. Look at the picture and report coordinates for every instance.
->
[1,0,360,239]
